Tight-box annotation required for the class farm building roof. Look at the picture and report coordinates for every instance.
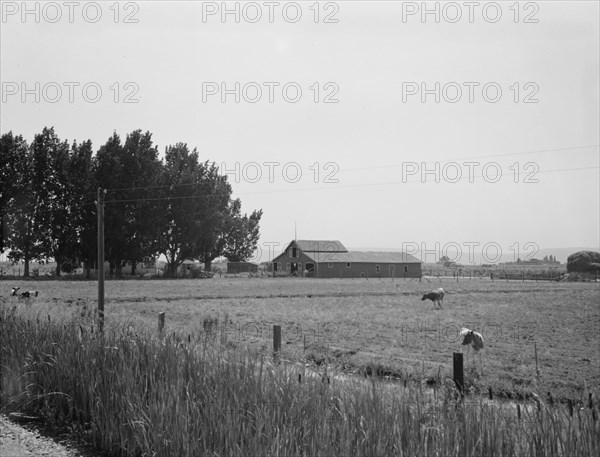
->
[289,251,421,264]
[274,240,421,264]
[324,251,421,264]
[294,240,348,252]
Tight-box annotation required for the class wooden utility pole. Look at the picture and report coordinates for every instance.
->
[97,188,106,333]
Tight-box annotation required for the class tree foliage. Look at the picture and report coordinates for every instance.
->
[157,144,219,276]
[1,132,43,276]
[0,132,29,254]
[30,127,80,276]
[567,251,600,273]
[222,199,263,262]
[1,127,263,276]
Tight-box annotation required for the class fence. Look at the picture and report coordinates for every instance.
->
[153,314,598,423]
[419,267,592,282]
[0,262,219,280]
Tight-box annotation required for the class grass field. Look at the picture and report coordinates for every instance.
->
[2,277,598,402]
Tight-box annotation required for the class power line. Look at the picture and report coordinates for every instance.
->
[102,164,599,204]
[104,144,600,193]
[2,151,598,214]
[342,145,599,173]
[5,144,596,202]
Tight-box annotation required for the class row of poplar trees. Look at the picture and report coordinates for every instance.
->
[0,127,263,277]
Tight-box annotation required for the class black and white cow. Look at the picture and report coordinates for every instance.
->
[421,287,445,309]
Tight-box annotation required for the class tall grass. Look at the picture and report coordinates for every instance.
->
[1,304,598,457]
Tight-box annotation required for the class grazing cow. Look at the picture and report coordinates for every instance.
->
[421,288,445,309]
[460,328,484,351]
[460,327,484,373]
[19,290,39,299]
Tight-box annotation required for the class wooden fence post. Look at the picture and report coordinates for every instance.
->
[534,340,539,381]
[453,353,464,398]
[158,312,165,335]
[273,325,281,358]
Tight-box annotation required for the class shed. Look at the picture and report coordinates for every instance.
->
[227,262,259,274]
[272,239,422,278]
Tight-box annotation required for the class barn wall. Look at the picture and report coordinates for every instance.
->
[227,263,259,273]
[272,251,315,276]
[315,262,422,278]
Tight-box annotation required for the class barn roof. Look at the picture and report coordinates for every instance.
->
[294,240,348,252]
[319,251,421,264]
[272,240,422,264]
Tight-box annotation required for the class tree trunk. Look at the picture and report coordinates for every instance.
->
[116,263,123,278]
[55,261,61,277]
[23,258,30,277]
[204,260,212,272]
[131,261,137,276]
[109,261,115,276]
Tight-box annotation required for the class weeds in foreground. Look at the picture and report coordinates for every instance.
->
[1,304,598,457]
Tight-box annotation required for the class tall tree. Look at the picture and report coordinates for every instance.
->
[68,139,96,276]
[222,199,263,262]
[29,127,80,276]
[1,132,43,276]
[157,144,206,277]
[97,130,161,277]
[196,163,233,271]
[0,132,28,253]
[121,130,163,274]
[96,132,126,275]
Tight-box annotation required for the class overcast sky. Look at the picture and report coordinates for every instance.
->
[1,1,598,263]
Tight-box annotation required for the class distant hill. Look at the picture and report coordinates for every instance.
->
[348,246,600,265]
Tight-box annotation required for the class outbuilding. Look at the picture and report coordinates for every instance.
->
[227,261,259,274]
[272,240,422,278]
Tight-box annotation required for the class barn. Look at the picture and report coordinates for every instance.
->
[272,240,422,278]
[227,262,259,274]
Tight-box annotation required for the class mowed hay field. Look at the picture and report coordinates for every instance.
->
[2,277,599,400]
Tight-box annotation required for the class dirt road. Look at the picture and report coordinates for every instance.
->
[0,414,86,457]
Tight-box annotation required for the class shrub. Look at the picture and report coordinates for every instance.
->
[567,251,600,273]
